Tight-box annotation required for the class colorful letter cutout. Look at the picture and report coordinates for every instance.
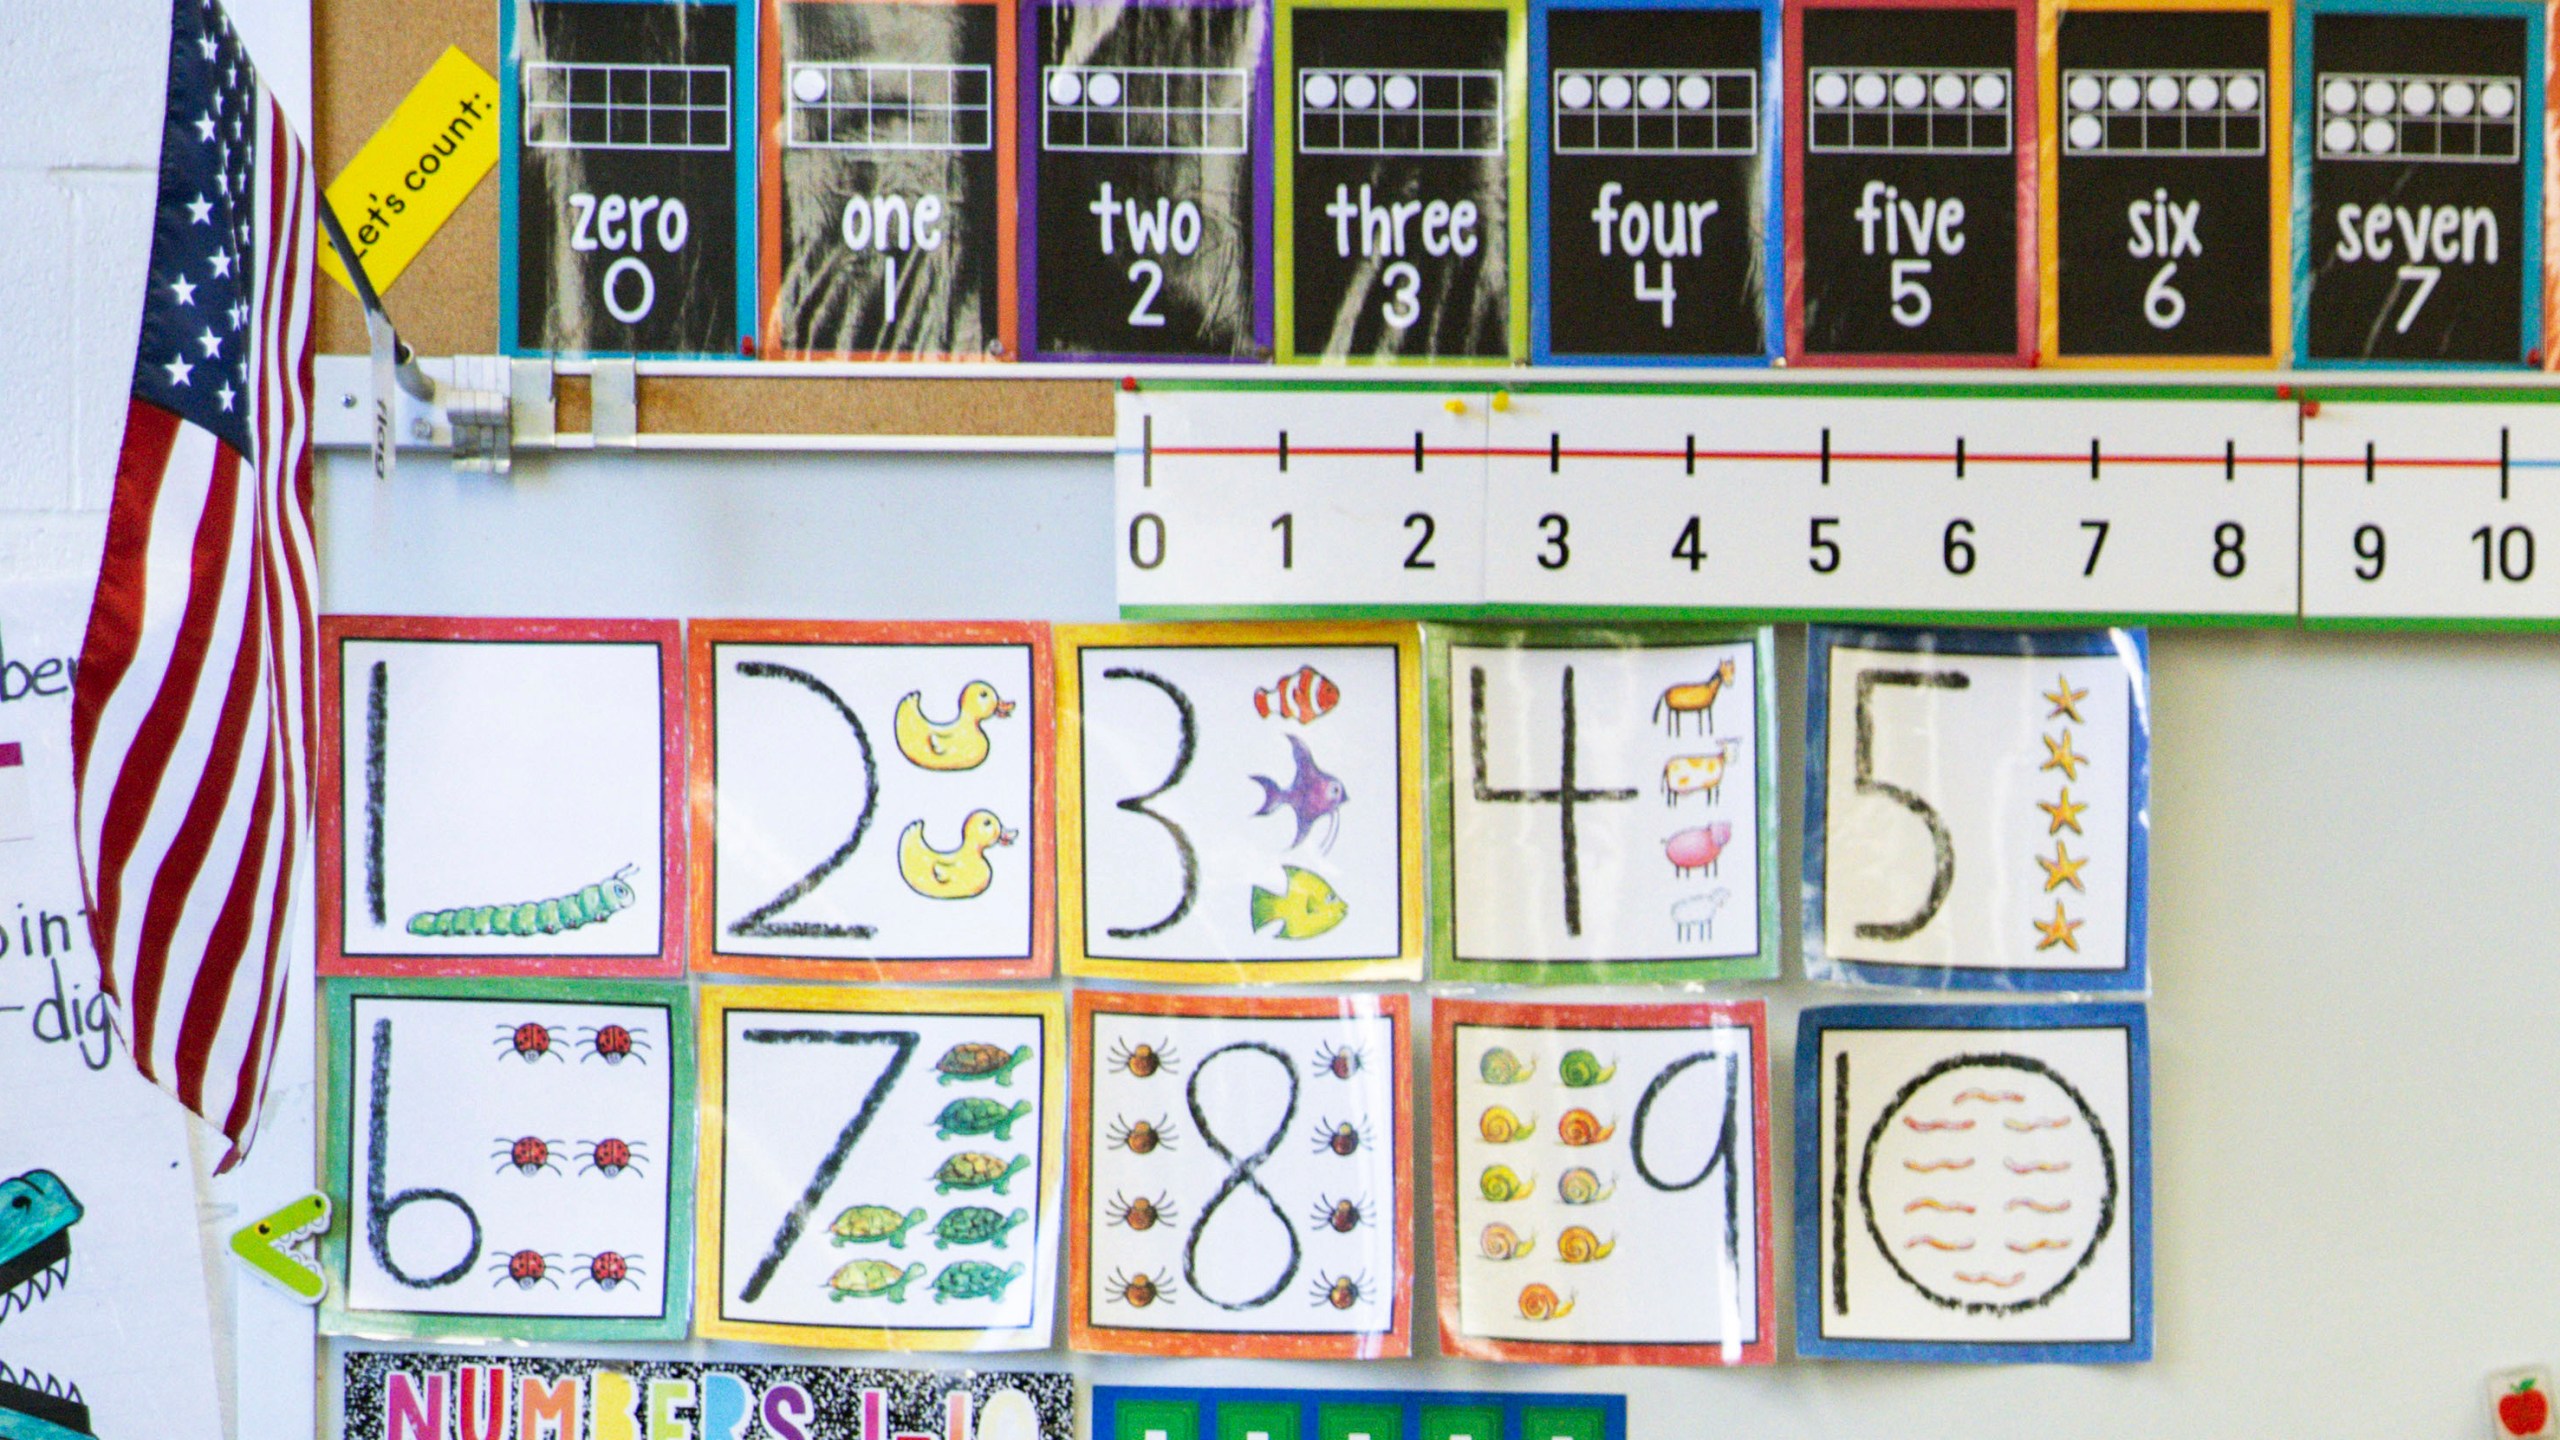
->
[1435,999,1772,1366]
[1804,626,2149,990]
[317,616,685,978]
[1070,990,1412,1357]
[1795,1002,2153,1362]
[1058,623,1424,982]
[1430,626,1777,982]
[688,621,1054,980]
[697,986,1065,1351]
[320,978,696,1342]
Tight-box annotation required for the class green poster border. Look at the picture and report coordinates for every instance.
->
[318,975,699,1344]
[1422,622,1780,983]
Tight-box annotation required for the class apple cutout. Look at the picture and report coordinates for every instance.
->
[2502,1378,2552,1438]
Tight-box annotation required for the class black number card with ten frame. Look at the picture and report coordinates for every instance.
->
[1278,0,1524,361]
[503,0,748,356]
[762,0,1016,359]
[1532,0,1776,362]
[2296,2,2542,367]
[1025,0,1273,360]
[2043,0,2288,364]
[1787,0,2032,363]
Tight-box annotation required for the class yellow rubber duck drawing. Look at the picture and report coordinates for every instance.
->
[895,681,1015,771]
[898,810,1016,900]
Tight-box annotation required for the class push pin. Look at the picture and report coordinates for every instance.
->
[1444,398,1468,416]
[1491,391,1512,413]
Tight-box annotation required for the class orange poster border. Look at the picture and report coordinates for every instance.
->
[759,0,1022,360]
[1066,988,1416,1359]
[1431,996,1774,1367]
[685,618,1055,980]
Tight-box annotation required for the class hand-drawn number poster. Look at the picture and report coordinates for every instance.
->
[2296,0,2541,367]
[1435,999,1772,1367]
[316,617,686,978]
[503,0,750,355]
[688,621,1053,981]
[1025,0,1273,359]
[764,0,1018,357]
[1532,0,1777,362]
[1796,1003,2153,1363]
[1069,991,1413,1358]
[2043,0,2287,364]
[1788,0,2033,363]
[1803,626,2150,991]
[1278,0,1524,361]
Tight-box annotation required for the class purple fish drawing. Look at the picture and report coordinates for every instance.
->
[1252,735,1349,853]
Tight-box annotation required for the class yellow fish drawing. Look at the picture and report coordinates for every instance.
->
[1249,866,1348,940]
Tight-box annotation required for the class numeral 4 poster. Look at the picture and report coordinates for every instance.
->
[1795,1002,2152,1363]
[1804,626,2149,990]
[688,621,1054,980]
[1057,623,1425,982]
[698,986,1066,1351]
[1434,999,1771,1366]
[1430,626,1777,982]
[317,616,686,978]
[1069,990,1412,1357]
[320,978,697,1343]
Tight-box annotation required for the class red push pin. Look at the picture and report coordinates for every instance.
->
[1121,375,1140,392]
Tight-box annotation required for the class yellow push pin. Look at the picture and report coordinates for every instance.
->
[1491,390,1512,413]
[1444,397,1468,416]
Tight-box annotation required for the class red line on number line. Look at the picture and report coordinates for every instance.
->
[1154,446,2513,469]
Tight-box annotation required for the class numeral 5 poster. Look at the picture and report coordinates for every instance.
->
[1804,626,2149,990]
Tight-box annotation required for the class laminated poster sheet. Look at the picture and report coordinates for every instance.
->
[687,621,1054,981]
[1068,990,1412,1358]
[319,977,698,1343]
[1056,623,1425,983]
[697,986,1066,1351]
[1794,1002,2153,1363]
[1094,1386,1624,1440]
[316,616,686,979]
[1433,999,1772,1366]
[1428,626,1778,983]
[1803,626,2150,991]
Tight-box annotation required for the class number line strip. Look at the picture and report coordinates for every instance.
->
[1147,443,2534,469]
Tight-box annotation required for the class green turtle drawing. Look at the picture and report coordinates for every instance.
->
[934,1151,1030,1195]
[935,1042,1035,1087]
[826,1259,925,1303]
[933,1260,1025,1303]
[935,1096,1033,1142]
[829,1205,928,1249]
[934,1206,1029,1250]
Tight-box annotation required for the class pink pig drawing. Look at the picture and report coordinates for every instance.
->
[1665,821,1732,878]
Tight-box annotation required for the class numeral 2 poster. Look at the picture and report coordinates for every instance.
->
[1069,991,1412,1358]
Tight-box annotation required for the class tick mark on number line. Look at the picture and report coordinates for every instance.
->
[1414,431,1425,473]
[1955,438,1965,478]
[1685,434,1696,475]
[2224,439,2235,482]
[1820,428,1831,486]
[1142,414,1154,488]
[2089,439,2100,480]
[1470,664,1639,937]
[2365,442,2375,485]
[1278,430,1289,472]
[1549,432,1561,474]
[2501,427,2510,500]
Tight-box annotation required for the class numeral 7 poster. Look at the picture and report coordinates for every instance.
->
[698,986,1066,1351]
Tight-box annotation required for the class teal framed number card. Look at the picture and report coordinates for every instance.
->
[319,977,697,1343]
[1427,625,1779,983]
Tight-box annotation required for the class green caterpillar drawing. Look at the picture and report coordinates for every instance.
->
[407,867,638,938]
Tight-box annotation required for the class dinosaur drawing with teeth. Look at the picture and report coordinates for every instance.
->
[0,1170,92,1440]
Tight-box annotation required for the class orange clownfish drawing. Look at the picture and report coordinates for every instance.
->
[1254,666,1341,724]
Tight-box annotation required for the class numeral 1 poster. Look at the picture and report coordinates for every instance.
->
[1057,623,1425,982]
[1276,0,1528,360]
[2293,0,2542,367]
[1786,0,2034,363]
[320,978,697,1343]
[1530,0,1779,362]
[1428,626,1777,983]
[1795,1002,2152,1363]
[1023,0,1274,359]
[687,621,1054,980]
[501,0,751,356]
[316,617,685,978]
[762,0,1019,358]
[2040,0,2290,365]
[1434,999,1771,1366]
[1804,626,2149,990]
[697,986,1066,1350]
[1068,991,1412,1358]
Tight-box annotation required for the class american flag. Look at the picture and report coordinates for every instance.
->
[70,0,316,1170]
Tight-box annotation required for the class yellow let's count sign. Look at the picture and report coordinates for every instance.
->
[316,46,498,296]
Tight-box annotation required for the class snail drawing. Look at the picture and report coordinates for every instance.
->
[1479,1223,1535,1260]
[1478,1047,1536,1085]
[1556,1109,1616,1146]
[1479,1164,1537,1202]
[1559,1049,1616,1088]
[1517,1283,1576,1321]
[1557,1226,1616,1264]
[1478,1106,1538,1144]
[1558,1167,1615,1205]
